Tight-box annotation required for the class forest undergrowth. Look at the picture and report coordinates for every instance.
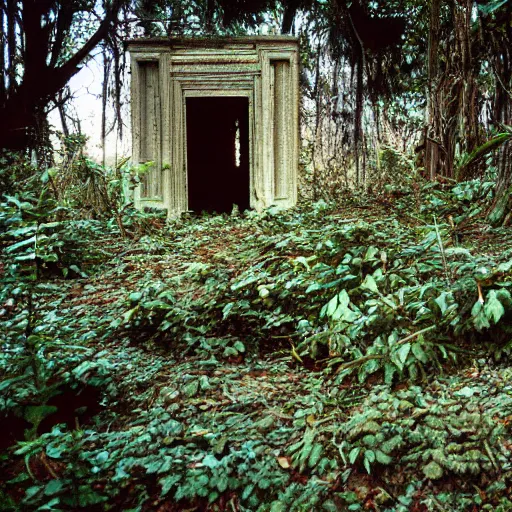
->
[1,176,512,511]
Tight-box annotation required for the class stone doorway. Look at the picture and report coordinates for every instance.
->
[127,37,299,216]
[186,96,250,213]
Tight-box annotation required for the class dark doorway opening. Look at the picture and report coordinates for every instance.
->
[186,97,250,213]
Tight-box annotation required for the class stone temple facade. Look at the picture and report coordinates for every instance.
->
[127,36,299,215]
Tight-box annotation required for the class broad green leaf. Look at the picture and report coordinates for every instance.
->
[223,346,238,357]
[121,306,139,324]
[484,290,505,324]
[96,451,109,464]
[423,461,444,479]
[364,246,379,262]
[6,235,36,253]
[435,292,450,315]
[361,275,379,294]
[411,342,428,364]
[183,380,199,397]
[270,501,287,512]
[384,363,396,384]
[25,486,42,500]
[375,450,393,464]
[202,454,220,469]
[349,447,360,464]
[364,449,375,463]
[338,289,350,307]
[362,435,376,447]
[308,443,323,468]
[44,479,65,496]
[471,301,490,331]
[325,295,338,317]
[294,256,311,270]
[497,260,512,273]
[222,302,234,319]
[398,343,411,366]
[159,475,181,496]
[233,341,245,353]
[454,386,476,398]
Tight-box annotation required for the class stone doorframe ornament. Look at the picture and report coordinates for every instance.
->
[127,36,299,216]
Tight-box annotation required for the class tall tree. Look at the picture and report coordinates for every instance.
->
[0,0,126,151]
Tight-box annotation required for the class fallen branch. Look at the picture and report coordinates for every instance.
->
[396,325,437,346]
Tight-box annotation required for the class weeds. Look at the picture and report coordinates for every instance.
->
[1,165,511,511]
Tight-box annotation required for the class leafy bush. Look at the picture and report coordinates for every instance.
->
[119,181,511,384]
[2,176,512,511]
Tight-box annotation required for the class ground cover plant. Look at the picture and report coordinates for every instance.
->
[1,169,512,511]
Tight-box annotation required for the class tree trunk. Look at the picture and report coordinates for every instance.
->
[487,140,512,226]
[0,0,124,151]
[425,0,441,180]
[0,1,4,108]
[311,40,322,200]
[282,0,300,34]
[101,44,110,167]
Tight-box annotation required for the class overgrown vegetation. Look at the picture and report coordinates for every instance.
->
[1,0,511,509]
[1,154,511,510]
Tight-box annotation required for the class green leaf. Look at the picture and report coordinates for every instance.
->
[0,375,29,392]
[222,302,234,319]
[77,486,106,506]
[411,342,428,364]
[349,447,361,464]
[478,0,508,15]
[233,341,245,353]
[270,501,287,512]
[96,451,109,464]
[242,484,254,500]
[308,443,323,468]
[375,450,393,465]
[6,235,36,253]
[497,260,512,273]
[44,479,65,496]
[435,292,450,315]
[294,256,311,270]
[391,343,411,371]
[223,346,238,357]
[361,275,379,294]
[25,486,42,500]
[129,292,142,303]
[159,474,181,496]
[121,306,139,324]
[332,290,359,322]
[471,301,490,331]
[423,461,444,479]
[183,380,199,397]
[364,449,375,463]
[202,454,220,469]
[217,475,228,493]
[362,435,376,447]
[398,343,411,366]
[364,246,379,262]
[454,386,476,398]
[325,295,338,317]
[363,456,372,474]
[484,290,505,324]
[46,443,64,459]
[384,363,396,384]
